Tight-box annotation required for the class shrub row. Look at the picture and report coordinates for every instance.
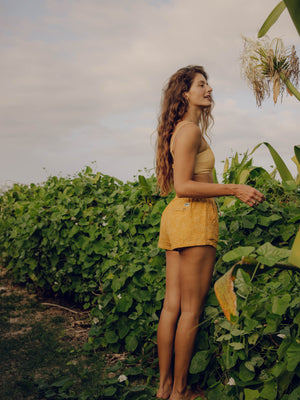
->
[0,168,299,399]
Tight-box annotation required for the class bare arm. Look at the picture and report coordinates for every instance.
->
[172,124,265,206]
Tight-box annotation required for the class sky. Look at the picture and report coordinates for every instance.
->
[1,0,300,189]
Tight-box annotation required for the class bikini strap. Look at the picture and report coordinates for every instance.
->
[170,121,194,157]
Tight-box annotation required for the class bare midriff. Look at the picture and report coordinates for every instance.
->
[193,173,214,184]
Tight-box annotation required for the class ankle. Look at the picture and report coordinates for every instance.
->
[172,378,187,394]
[159,375,173,387]
[172,386,187,395]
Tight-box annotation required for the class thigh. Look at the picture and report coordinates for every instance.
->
[162,250,181,314]
[179,246,216,314]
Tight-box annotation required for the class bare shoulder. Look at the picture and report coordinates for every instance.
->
[175,122,202,149]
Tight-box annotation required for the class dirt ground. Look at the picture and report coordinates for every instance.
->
[0,265,91,346]
[0,265,95,400]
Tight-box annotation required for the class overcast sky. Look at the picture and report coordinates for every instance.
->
[1,0,299,188]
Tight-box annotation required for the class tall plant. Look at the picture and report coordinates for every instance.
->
[241,0,300,105]
[241,36,300,105]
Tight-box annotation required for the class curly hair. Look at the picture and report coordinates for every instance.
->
[155,65,214,196]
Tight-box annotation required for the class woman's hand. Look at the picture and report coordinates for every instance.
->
[233,184,265,207]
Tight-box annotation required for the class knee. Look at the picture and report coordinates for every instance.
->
[162,301,180,321]
[180,309,202,324]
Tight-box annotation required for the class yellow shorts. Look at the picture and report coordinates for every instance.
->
[158,197,219,250]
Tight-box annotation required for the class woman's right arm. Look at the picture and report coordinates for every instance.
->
[173,125,265,207]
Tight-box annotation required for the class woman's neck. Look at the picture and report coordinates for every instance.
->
[182,107,202,125]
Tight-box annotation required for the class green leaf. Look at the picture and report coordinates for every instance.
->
[288,228,300,267]
[258,214,282,227]
[272,294,291,315]
[116,294,133,313]
[103,386,117,397]
[230,342,245,350]
[239,363,255,382]
[104,330,119,344]
[258,1,286,38]
[221,343,238,369]
[289,386,300,400]
[125,333,138,352]
[286,340,300,371]
[235,269,252,297]
[284,0,300,36]
[263,142,294,183]
[271,361,286,378]
[294,145,300,164]
[155,287,165,301]
[138,175,152,196]
[248,333,259,345]
[189,350,211,373]
[241,215,257,229]
[245,356,264,372]
[260,381,277,400]
[222,246,255,262]
[256,242,291,266]
[244,388,260,400]
[264,314,281,334]
[118,316,131,339]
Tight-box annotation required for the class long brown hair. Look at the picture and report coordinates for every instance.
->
[155,65,214,196]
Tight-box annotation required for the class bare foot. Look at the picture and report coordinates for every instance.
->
[169,388,206,400]
[156,382,173,399]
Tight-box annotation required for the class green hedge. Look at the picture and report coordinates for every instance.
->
[0,168,299,399]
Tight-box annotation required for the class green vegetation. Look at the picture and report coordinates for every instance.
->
[0,147,299,399]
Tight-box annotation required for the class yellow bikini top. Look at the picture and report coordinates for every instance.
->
[170,121,215,175]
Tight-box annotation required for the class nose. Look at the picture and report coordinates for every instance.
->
[207,85,212,93]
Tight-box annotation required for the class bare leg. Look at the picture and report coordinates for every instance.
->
[170,246,216,400]
[156,250,181,399]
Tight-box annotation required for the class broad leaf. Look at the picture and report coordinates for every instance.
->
[189,350,211,373]
[256,242,291,266]
[260,381,277,400]
[286,340,300,371]
[223,246,255,262]
[272,293,291,315]
[214,266,237,322]
[244,388,260,400]
[125,333,138,352]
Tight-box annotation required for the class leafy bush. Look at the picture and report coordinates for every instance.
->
[0,166,299,399]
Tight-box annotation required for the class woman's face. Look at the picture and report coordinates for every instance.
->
[185,73,212,107]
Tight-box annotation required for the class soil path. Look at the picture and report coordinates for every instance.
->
[0,266,92,400]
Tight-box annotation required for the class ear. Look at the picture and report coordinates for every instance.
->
[183,92,189,101]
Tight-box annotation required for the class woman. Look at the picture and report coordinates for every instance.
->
[155,65,265,400]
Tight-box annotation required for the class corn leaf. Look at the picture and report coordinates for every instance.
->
[213,167,218,183]
[223,158,229,174]
[258,1,286,38]
[279,72,300,101]
[294,145,300,164]
[239,169,251,184]
[288,229,300,267]
[253,142,294,183]
[291,156,300,174]
[284,0,300,36]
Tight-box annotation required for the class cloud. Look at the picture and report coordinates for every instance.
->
[213,97,299,178]
[0,0,299,185]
